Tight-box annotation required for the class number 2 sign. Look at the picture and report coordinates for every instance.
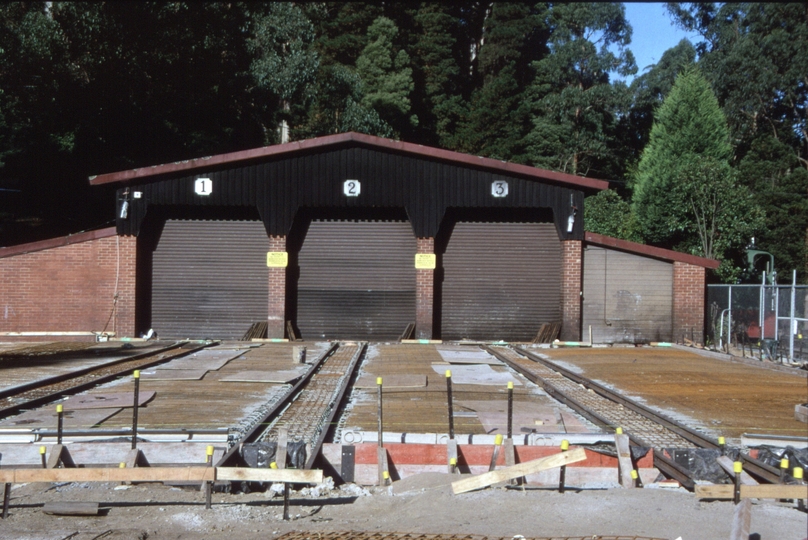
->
[343,179,361,197]
[491,180,508,198]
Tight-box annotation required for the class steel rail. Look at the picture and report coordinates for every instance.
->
[511,346,780,484]
[0,341,187,401]
[216,342,339,467]
[513,346,720,449]
[304,342,367,469]
[0,342,213,420]
[483,345,699,490]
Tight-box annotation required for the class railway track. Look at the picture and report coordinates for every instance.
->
[484,345,778,489]
[0,341,210,420]
[218,342,366,469]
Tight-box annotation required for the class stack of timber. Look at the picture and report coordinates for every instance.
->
[533,323,561,344]
[242,322,267,341]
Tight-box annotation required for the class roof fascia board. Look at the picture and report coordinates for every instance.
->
[585,231,720,269]
[0,227,118,259]
[89,132,609,191]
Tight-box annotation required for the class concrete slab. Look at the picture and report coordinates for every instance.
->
[433,364,521,386]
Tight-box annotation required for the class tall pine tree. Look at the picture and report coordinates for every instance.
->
[526,3,635,178]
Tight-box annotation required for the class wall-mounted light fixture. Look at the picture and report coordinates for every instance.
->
[566,193,577,233]
[119,188,130,219]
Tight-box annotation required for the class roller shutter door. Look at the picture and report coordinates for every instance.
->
[441,222,561,341]
[151,220,269,339]
[583,246,673,343]
[296,220,416,340]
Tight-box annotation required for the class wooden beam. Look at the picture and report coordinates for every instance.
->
[615,434,635,488]
[452,447,586,494]
[447,439,458,474]
[0,467,214,484]
[276,428,288,470]
[716,456,758,485]
[695,484,808,500]
[42,502,101,516]
[216,468,322,484]
[729,499,751,540]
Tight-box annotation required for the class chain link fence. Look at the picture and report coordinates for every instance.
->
[706,279,808,363]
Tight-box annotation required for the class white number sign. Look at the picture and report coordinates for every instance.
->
[194,178,212,196]
[343,179,361,197]
[491,180,508,198]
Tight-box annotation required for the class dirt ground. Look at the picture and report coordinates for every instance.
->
[542,346,808,440]
[1,474,806,540]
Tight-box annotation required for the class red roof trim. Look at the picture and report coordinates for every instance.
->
[585,232,720,269]
[0,227,118,259]
[88,132,609,191]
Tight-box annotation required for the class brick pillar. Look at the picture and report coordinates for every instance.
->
[561,240,582,341]
[415,237,435,339]
[673,261,706,344]
[268,235,287,339]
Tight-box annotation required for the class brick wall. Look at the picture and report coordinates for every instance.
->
[268,235,286,339]
[561,240,582,341]
[0,229,136,341]
[415,237,435,339]
[673,261,706,344]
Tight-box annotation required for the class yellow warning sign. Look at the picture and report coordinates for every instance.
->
[415,253,436,270]
[266,251,288,268]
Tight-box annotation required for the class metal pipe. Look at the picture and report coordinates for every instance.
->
[131,370,140,450]
[790,270,796,362]
[446,370,454,440]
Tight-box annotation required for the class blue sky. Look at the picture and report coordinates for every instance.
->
[621,2,702,83]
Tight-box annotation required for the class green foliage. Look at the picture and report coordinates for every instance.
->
[736,136,808,280]
[356,17,415,134]
[312,3,382,67]
[670,157,763,276]
[626,39,696,163]
[668,3,808,280]
[411,4,469,148]
[632,67,732,243]
[584,189,642,242]
[248,4,319,104]
[667,3,808,163]
[294,63,392,139]
[455,3,544,161]
[526,3,636,178]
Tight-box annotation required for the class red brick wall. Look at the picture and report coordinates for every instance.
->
[0,229,136,341]
[415,237,434,339]
[267,235,286,338]
[561,240,582,341]
[673,261,706,344]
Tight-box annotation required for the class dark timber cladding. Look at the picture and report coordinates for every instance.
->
[108,140,594,241]
[290,214,415,340]
[582,246,673,344]
[151,220,269,339]
[439,215,561,341]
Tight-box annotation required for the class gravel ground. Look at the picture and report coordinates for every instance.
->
[1,474,806,540]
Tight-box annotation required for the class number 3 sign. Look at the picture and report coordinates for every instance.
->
[491,180,508,198]
[343,179,361,197]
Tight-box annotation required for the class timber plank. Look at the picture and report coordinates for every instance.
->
[615,434,635,488]
[716,456,758,485]
[452,447,586,494]
[0,467,214,483]
[729,499,752,540]
[695,484,808,499]
[42,502,100,516]
[215,468,322,484]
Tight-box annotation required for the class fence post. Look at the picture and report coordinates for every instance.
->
[789,270,796,362]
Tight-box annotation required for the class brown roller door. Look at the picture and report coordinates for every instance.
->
[151,220,269,339]
[440,222,561,341]
[583,246,673,343]
[295,220,416,340]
